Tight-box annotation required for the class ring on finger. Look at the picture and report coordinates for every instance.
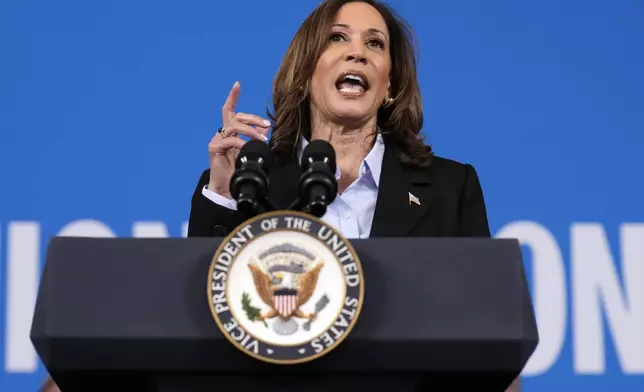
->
[217,127,235,138]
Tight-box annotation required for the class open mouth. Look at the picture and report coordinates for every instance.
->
[335,71,369,95]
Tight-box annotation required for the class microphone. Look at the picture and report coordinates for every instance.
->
[229,140,273,218]
[297,139,338,217]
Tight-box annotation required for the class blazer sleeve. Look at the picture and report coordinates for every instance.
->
[187,169,243,237]
[458,165,520,392]
[457,164,491,237]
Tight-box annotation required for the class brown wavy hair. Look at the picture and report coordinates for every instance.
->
[267,0,432,167]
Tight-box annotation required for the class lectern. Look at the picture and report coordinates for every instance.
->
[31,236,538,392]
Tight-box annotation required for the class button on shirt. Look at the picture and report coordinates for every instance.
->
[202,134,384,239]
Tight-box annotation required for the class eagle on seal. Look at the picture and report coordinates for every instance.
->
[248,261,323,322]
[245,243,325,336]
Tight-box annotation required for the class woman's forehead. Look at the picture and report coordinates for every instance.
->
[333,2,388,35]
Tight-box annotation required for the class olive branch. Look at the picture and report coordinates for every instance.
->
[241,292,268,327]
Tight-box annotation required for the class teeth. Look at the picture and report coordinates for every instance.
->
[339,85,364,93]
[344,74,364,85]
[336,73,367,94]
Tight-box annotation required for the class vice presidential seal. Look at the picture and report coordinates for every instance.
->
[207,210,364,364]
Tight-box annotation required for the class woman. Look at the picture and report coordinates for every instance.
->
[188,0,490,241]
[189,1,518,391]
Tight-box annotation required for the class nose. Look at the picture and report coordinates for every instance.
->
[345,50,367,65]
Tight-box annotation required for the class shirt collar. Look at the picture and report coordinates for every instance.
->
[296,133,384,187]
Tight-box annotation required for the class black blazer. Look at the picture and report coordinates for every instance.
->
[187,137,490,239]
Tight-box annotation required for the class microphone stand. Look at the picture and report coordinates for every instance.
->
[286,198,328,218]
[287,198,304,212]
[236,197,277,221]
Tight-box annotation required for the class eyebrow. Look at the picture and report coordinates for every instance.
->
[332,23,387,38]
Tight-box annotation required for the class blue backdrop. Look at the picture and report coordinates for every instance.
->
[1,0,643,390]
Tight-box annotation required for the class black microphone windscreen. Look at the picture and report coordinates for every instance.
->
[301,139,336,172]
[236,140,272,171]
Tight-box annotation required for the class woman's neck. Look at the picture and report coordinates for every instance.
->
[310,118,377,193]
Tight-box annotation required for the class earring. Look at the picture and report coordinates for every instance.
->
[382,97,394,108]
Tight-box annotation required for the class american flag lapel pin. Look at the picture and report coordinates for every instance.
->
[408,192,420,206]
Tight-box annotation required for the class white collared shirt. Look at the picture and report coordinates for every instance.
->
[202,134,385,239]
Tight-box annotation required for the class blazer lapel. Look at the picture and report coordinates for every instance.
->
[369,141,433,237]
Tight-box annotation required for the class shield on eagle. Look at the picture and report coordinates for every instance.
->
[273,289,298,318]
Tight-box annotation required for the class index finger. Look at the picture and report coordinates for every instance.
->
[222,81,241,125]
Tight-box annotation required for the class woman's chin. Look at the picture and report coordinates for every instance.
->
[328,104,374,124]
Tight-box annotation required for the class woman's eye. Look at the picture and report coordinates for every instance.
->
[368,38,384,49]
[329,33,346,42]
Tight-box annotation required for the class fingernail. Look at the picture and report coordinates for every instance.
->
[260,135,268,141]
[263,120,271,126]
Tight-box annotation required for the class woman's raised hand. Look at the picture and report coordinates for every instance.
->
[207,81,271,198]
